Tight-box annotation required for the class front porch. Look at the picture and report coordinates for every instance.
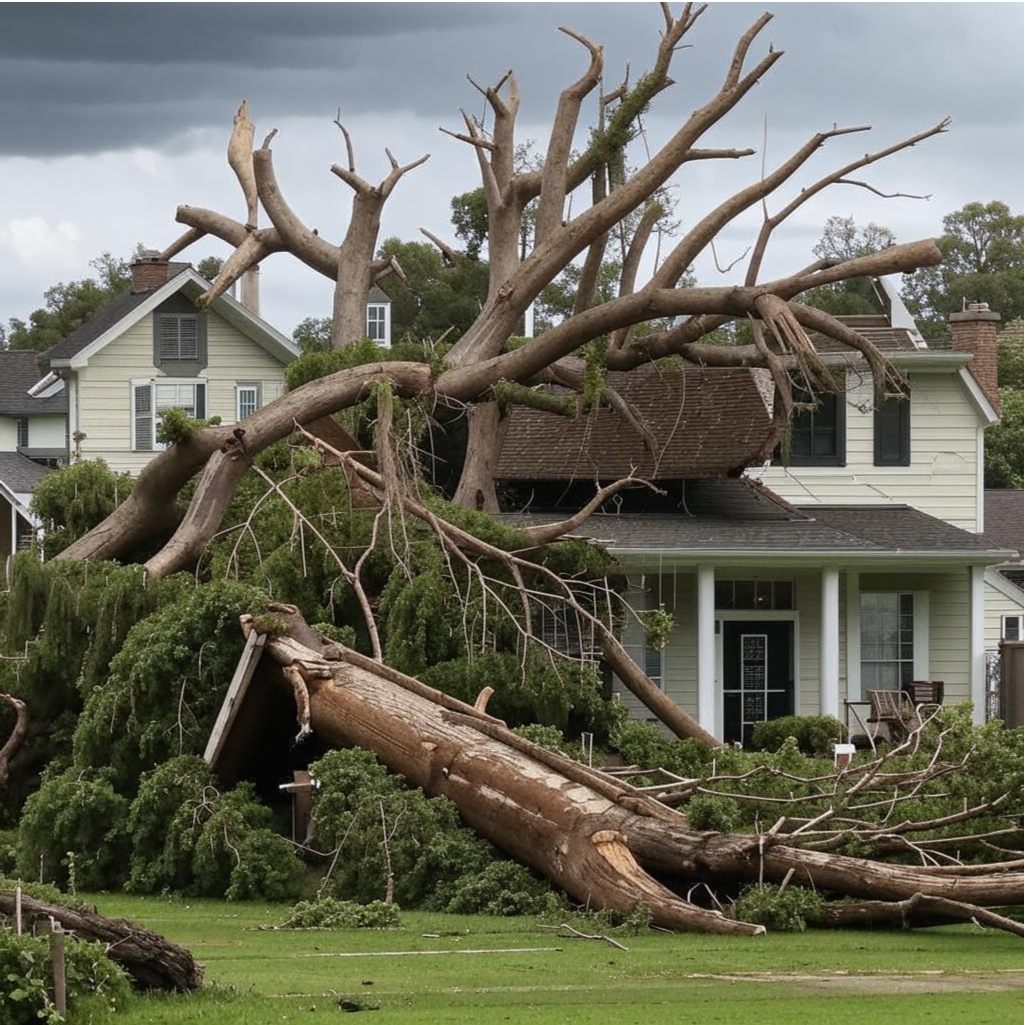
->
[615,559,990,744]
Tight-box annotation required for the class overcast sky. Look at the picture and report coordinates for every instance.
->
[1,2,1022,337]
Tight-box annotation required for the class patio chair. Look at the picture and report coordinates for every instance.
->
[866,689,923,745]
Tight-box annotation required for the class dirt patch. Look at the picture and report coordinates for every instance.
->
[680,971,1022,995]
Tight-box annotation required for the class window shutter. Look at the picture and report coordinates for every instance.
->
[134,383,153,450]
[178,316,199,359]
[157,316,179,361]
[195,383,206,419]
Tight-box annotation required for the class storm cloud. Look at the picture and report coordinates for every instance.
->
[1,2,1022,334]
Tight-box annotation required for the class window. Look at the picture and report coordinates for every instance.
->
[874,396,910,466]
[133,380,206,451]
[367,304,388,344]
[861,592,914,688]
[714,579,794,611]
[156,314,200,361]
[16,418,29,448]
[538,605,599,664]
[775,391,846,467]
[236,383,260,421]
[1002,615,1023,642]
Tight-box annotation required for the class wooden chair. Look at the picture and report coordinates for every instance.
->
[903,680,944,710]
[866,689,922,744]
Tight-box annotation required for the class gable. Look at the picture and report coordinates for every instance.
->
[45,268,298,370]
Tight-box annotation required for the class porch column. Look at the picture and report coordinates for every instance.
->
[820,567,840,718]
[845,570,861,702]
[970,565,986,724]
[697,564,716,736]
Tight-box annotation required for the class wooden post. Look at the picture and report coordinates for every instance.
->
[43,917,67,1016]
[14,884,22,935]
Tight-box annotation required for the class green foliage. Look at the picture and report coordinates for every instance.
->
[985,387,1023,488]
[291,315,332,354]
[641,608,674,652]
[29,459,134,558]
[610,719,717,780]
[439,862,563,917]
[4,251,134,352]
[730,884,825,933]
[0,927,130,1024]
[16,766,129,890]
[73,580,268,791]
[686,795,741,833]
[154,406,222,446]
[903,200,1023,338]
[308,749,561,912]
[0,832,16,876]
[997,320,1023,387]
[281,897,401,930]
[750,715,847,757]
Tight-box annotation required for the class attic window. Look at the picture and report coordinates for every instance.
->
[158,314,200,361]
[16,418,29,448]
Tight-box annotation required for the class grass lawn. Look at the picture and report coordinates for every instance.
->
[86,894,1021,1024]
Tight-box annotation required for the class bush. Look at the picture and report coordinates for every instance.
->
[0,927,130,1024]
[686,795,741,833]
[0,830,17,876]
[439,862,563,917]
[281,897,401,930]
[730,884,825,932]
[750,715,847,756]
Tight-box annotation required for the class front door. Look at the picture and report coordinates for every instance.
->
[722,621,794,746]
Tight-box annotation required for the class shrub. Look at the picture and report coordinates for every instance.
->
[686,794,741,833]
[0,927,130,1024]
[0,830,17,876]
[750,715,847,756]
[730,884,825,932]
[281,897,401,930]
[439,862,563,917]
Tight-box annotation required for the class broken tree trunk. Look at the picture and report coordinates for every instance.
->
[242,608,1023,934]
[0,890,203,991]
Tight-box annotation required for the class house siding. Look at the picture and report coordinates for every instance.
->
[751,372,981,532]
[984,573,1024,650]
[75,309,288,475]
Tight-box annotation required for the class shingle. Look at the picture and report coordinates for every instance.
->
[983,490,1024,559]
[42,262,192,365]
[495,365,774,481]
[0,452,52,493]
[0,351,68,416]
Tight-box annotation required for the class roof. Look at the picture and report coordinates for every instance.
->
[501,480,1011,560]
[810,315,922,355]
[495,365,774,481]
[0,451,51,494]
[984,490,1024,560]
[43,263,191,365]
[0,350,68,416]
[367,285,391,304]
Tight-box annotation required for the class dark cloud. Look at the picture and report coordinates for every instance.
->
[1,3,1021,157]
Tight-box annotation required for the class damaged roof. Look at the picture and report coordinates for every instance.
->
[0,350,68,416]
[495,365,775,481]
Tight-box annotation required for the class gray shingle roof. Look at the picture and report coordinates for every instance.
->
[0,350,68,416]
[983,490,1024,560]
[0,452,51,494]
[43,262,191,365]
[367,285,391,304]
[501,482,1010,557]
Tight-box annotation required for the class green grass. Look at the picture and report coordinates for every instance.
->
[84,895,1021,1024]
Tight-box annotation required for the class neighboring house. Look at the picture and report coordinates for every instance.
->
[982,488,1024,645]
[0,349,70,558]
[495,280,1017,741]
[0,254,300,558]
[366,285,392,346]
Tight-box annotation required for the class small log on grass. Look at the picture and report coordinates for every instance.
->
[821,893,1024,937]
[0,890,203,991]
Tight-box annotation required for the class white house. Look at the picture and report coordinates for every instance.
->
[494,280,1022,741]
[0,255,301,558]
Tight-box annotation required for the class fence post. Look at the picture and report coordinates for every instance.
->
[40,916,67,1017]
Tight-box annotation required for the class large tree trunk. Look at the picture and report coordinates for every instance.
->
[0,890,203,991]
[452,402,509,512]
[249,610,1023,934]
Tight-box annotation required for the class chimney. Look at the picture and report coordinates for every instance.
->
[130,251,170,293]
[949,302,1001,414]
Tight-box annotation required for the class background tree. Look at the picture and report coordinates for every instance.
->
[801,216,896,315]
[903,200,1023,338]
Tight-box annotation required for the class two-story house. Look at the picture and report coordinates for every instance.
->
[494,280,1021,742]
[0,254,302,559]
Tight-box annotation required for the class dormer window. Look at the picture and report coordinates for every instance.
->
[16,418,29,448]
[367,304,389,345]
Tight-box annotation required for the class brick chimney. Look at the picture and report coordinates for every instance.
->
[130,251,171,293]
[949,302,1001,414]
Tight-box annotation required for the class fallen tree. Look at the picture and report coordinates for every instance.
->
[241,603,1023,937]
[0,890,203,991]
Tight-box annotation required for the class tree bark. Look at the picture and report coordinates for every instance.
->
[0,890,203,991]
[453,402,509,512]
[248,611,1023,934]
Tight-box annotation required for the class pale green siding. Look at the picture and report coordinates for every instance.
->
[984,572,1024,650]
[76,309,289,475]
[752,371,982,532]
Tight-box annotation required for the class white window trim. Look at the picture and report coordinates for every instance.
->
[1002,614,1023,642]
[860,591,915,689]
[367,303,391,347]
[132,377,207,452]
[236,383,260,422]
